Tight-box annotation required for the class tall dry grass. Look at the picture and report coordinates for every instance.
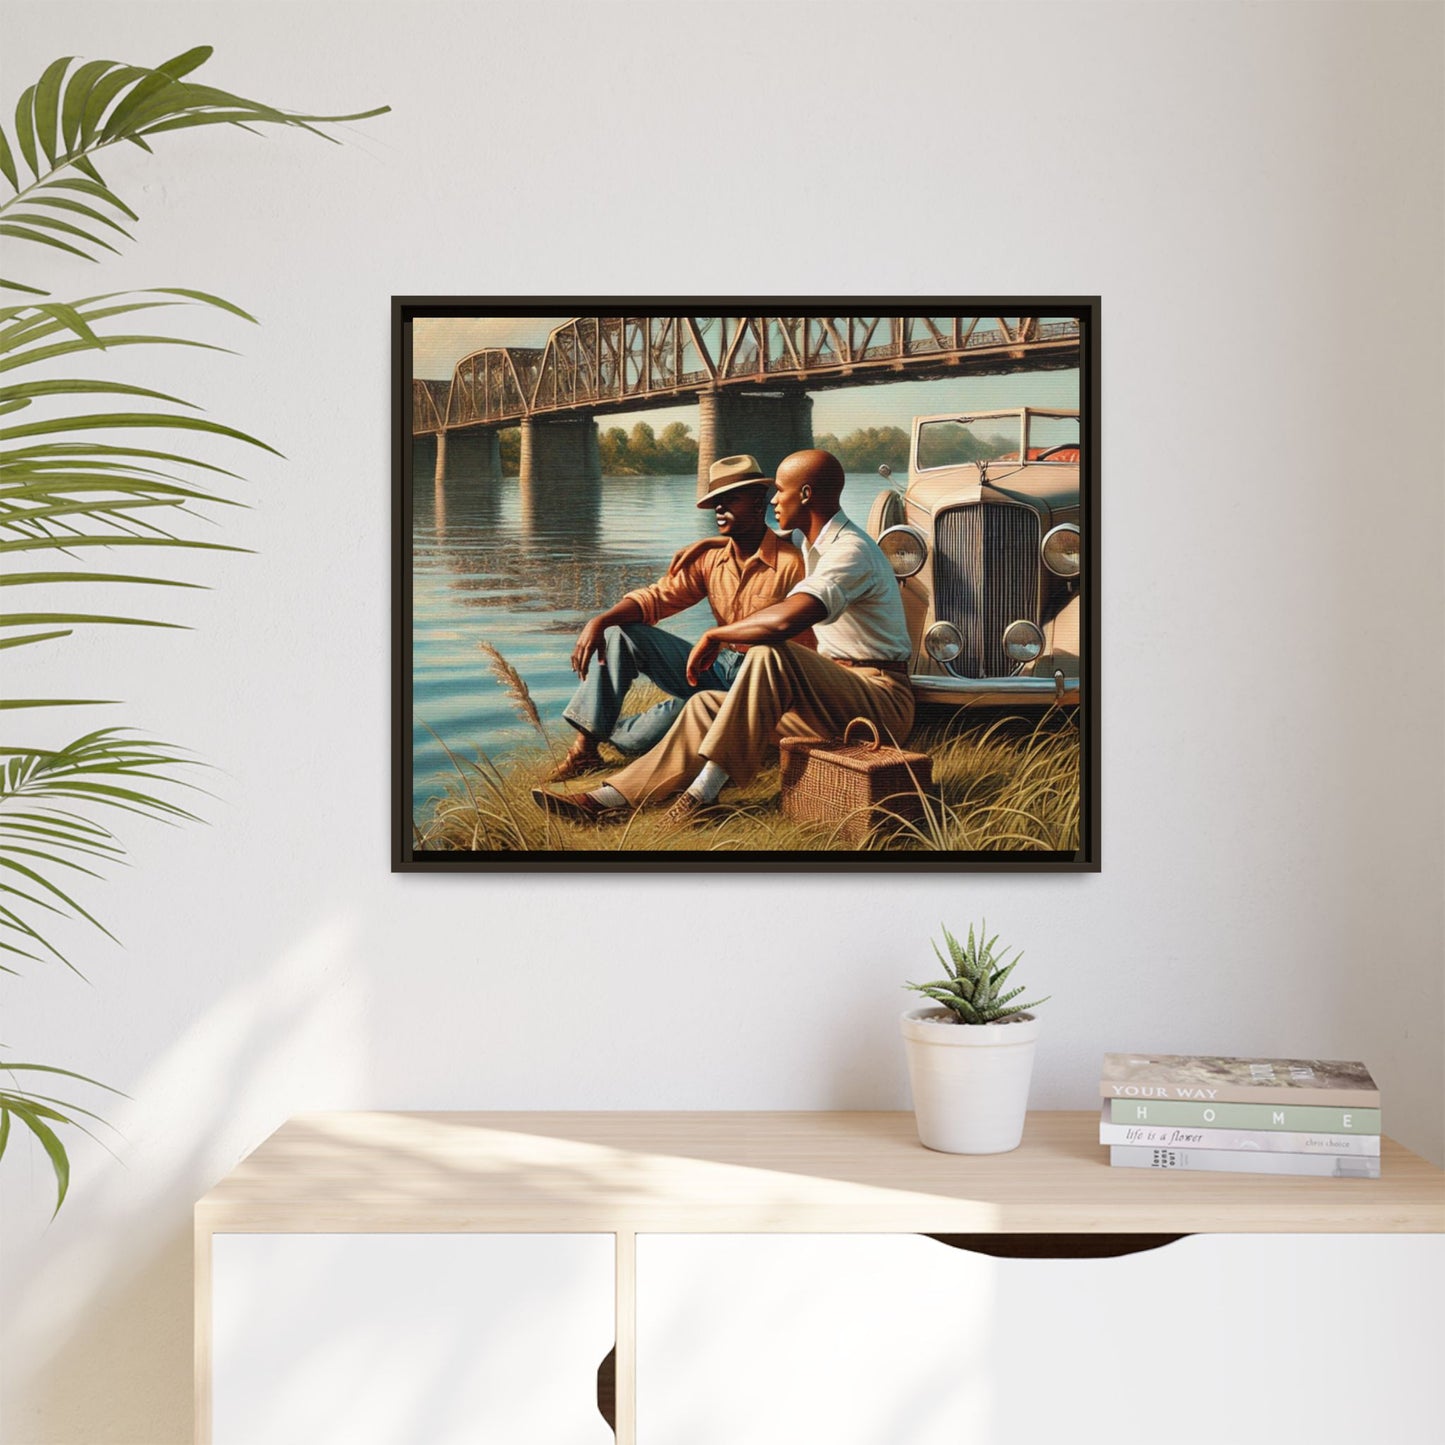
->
[477,640,547,737]
[413,650,1081,855]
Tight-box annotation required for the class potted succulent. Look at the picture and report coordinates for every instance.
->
[901,923,1050,1154]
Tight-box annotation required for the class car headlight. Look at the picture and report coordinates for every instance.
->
[877,524,928,580]
[1002,619,1044,663]
[1041,522,1081,578]
[924,621,962,664]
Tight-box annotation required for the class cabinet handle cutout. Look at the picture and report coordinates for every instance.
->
[596,1344,616,1434]
[924,1232,1189,1259]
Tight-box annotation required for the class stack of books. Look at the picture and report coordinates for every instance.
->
[1099,1053,1381,1179]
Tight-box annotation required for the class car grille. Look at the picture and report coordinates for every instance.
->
[933,504,1042,677]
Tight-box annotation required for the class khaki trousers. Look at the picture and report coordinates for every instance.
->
[608,642,916,807]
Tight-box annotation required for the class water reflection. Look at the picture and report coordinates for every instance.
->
[515,472,602,541]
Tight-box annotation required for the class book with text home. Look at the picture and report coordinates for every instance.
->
[1110,1145,1380,1179]
[1108,1099,1380,1133]
[1097,1104,1380,1156]
[1099,1054,1378,1107]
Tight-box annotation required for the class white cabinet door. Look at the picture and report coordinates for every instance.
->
[636,1233,1445,1445]
[637,1234,988,1445]
[213,1233,614,1445]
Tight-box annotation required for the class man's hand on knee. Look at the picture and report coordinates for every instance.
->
[571,616,608,678]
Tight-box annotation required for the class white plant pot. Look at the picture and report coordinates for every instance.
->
[900,1007,1041,1154]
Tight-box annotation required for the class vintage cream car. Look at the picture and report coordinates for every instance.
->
[867,408,1082,706]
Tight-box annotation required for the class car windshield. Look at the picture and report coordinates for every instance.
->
[1026,413,1079,459]
[916,416,1020,469]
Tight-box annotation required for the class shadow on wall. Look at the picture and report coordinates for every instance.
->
[4,916,366,1444]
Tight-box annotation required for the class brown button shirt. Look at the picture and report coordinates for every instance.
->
[624,527,817,651]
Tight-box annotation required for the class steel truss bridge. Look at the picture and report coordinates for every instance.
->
[412,315,1080,437]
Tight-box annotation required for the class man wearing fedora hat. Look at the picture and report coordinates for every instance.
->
[540,453,814,784]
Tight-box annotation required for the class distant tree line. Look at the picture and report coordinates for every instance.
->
[495,420,915,477]
[813,426,910,473]
[496,421,699,477]
[600,421,699,476]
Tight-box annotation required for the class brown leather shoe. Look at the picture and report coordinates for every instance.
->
[662,791,710,827]
[545,735,606,783]
[531,786,624,824]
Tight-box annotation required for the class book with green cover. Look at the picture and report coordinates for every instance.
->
[1100,1053,1378,1107]
[1097,1104,1381,1155]
[1108,1098,1380,1133]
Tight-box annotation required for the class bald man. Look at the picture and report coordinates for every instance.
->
[532,449,915,825]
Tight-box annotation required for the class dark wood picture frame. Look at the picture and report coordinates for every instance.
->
[393,298,1100,872]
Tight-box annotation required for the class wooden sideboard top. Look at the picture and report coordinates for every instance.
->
[194,1111,1445,1234]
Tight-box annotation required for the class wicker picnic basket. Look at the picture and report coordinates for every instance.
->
[779,718,937,846]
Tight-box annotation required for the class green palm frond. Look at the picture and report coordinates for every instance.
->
[1,47,388,295]
[0,289,267,673]
[0,1060,126,1213]
[0,45,386,1211]
[0,729,201,974]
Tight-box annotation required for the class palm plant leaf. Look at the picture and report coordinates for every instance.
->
[0,611,186,630]
[0,123,17,190]
[3,1102,70,1213]
[0,629,72,651]
[2,48,388,295]
[12,87,40,178]
[0,730,200,974]
[25,195,134,239]
[1,45,385,1212]
[1,294,265,674]
[0,570,206,594]
[1,1059,128,1090]
[58,61,116,154]
[32,57,73,168]
[0,378,195,407]
[1,409,280,450]
[0,222,92,261]
[0,1057,127,1213]
[0,698,116,711]
[48,179,138,220]
[0,1057,126,1213]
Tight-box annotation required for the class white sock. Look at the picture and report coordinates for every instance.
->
[590,784,628,810]
[688,761,730,803]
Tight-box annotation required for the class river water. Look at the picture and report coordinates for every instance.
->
[410,469,893,813]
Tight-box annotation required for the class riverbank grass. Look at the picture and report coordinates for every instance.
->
[414,684,1080,854]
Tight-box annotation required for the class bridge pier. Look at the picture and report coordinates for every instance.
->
[412,433,438,480]
[519,415,601,484]
[437,428,503,483]
[696,386,814,492]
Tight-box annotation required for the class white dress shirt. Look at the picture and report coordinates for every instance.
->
[788,513,912,663]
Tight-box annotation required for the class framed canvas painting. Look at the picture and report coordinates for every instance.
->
[393,299,1099,871]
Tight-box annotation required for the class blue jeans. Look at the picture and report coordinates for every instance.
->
[562,622,745,756]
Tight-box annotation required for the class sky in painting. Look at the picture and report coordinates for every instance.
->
[411,315,1079,435]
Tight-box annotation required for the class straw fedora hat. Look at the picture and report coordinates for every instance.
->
[696,453,773,509]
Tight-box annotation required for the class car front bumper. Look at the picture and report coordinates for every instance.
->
[909,672,1080,707]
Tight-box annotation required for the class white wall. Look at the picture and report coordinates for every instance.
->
[3,2,1441,1440]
